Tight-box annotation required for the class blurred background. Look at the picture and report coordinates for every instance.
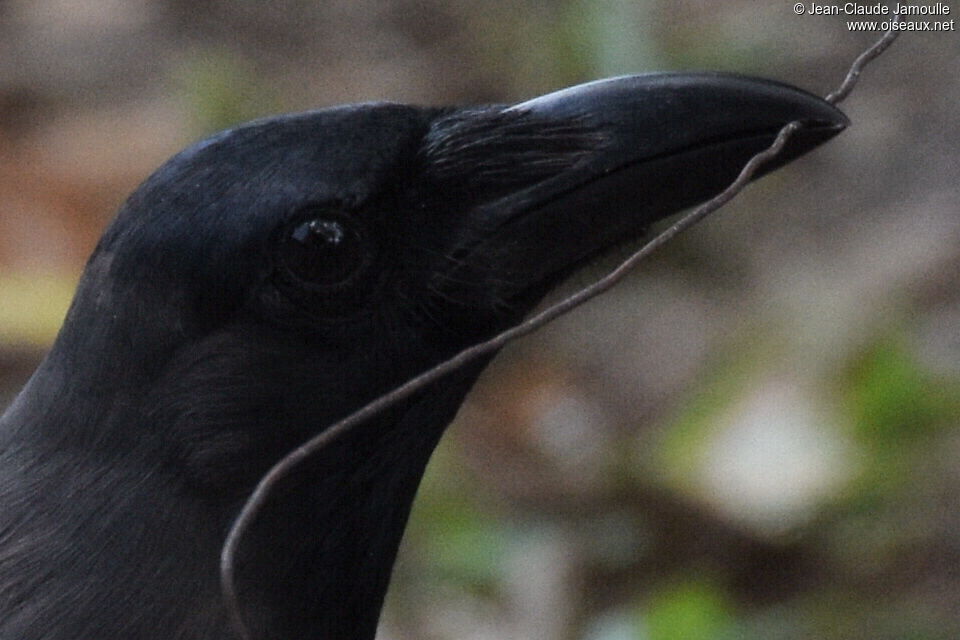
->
[1,1,958,638]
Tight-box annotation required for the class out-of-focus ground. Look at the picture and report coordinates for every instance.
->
[1,1,958,638]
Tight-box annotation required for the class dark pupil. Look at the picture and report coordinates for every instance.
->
[282,217,363,286]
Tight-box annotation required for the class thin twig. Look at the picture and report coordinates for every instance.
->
[221,17,901,640]
[826,15,901,105]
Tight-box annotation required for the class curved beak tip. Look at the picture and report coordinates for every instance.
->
[516,72,850,157]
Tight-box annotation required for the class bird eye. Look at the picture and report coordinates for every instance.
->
[278,214,368,289]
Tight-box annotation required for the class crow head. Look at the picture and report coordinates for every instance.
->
[0,74,845,639]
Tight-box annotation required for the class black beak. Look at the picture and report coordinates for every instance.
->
[430,72,847,307]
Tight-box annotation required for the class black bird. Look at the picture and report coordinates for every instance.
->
[0,74,846,639]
